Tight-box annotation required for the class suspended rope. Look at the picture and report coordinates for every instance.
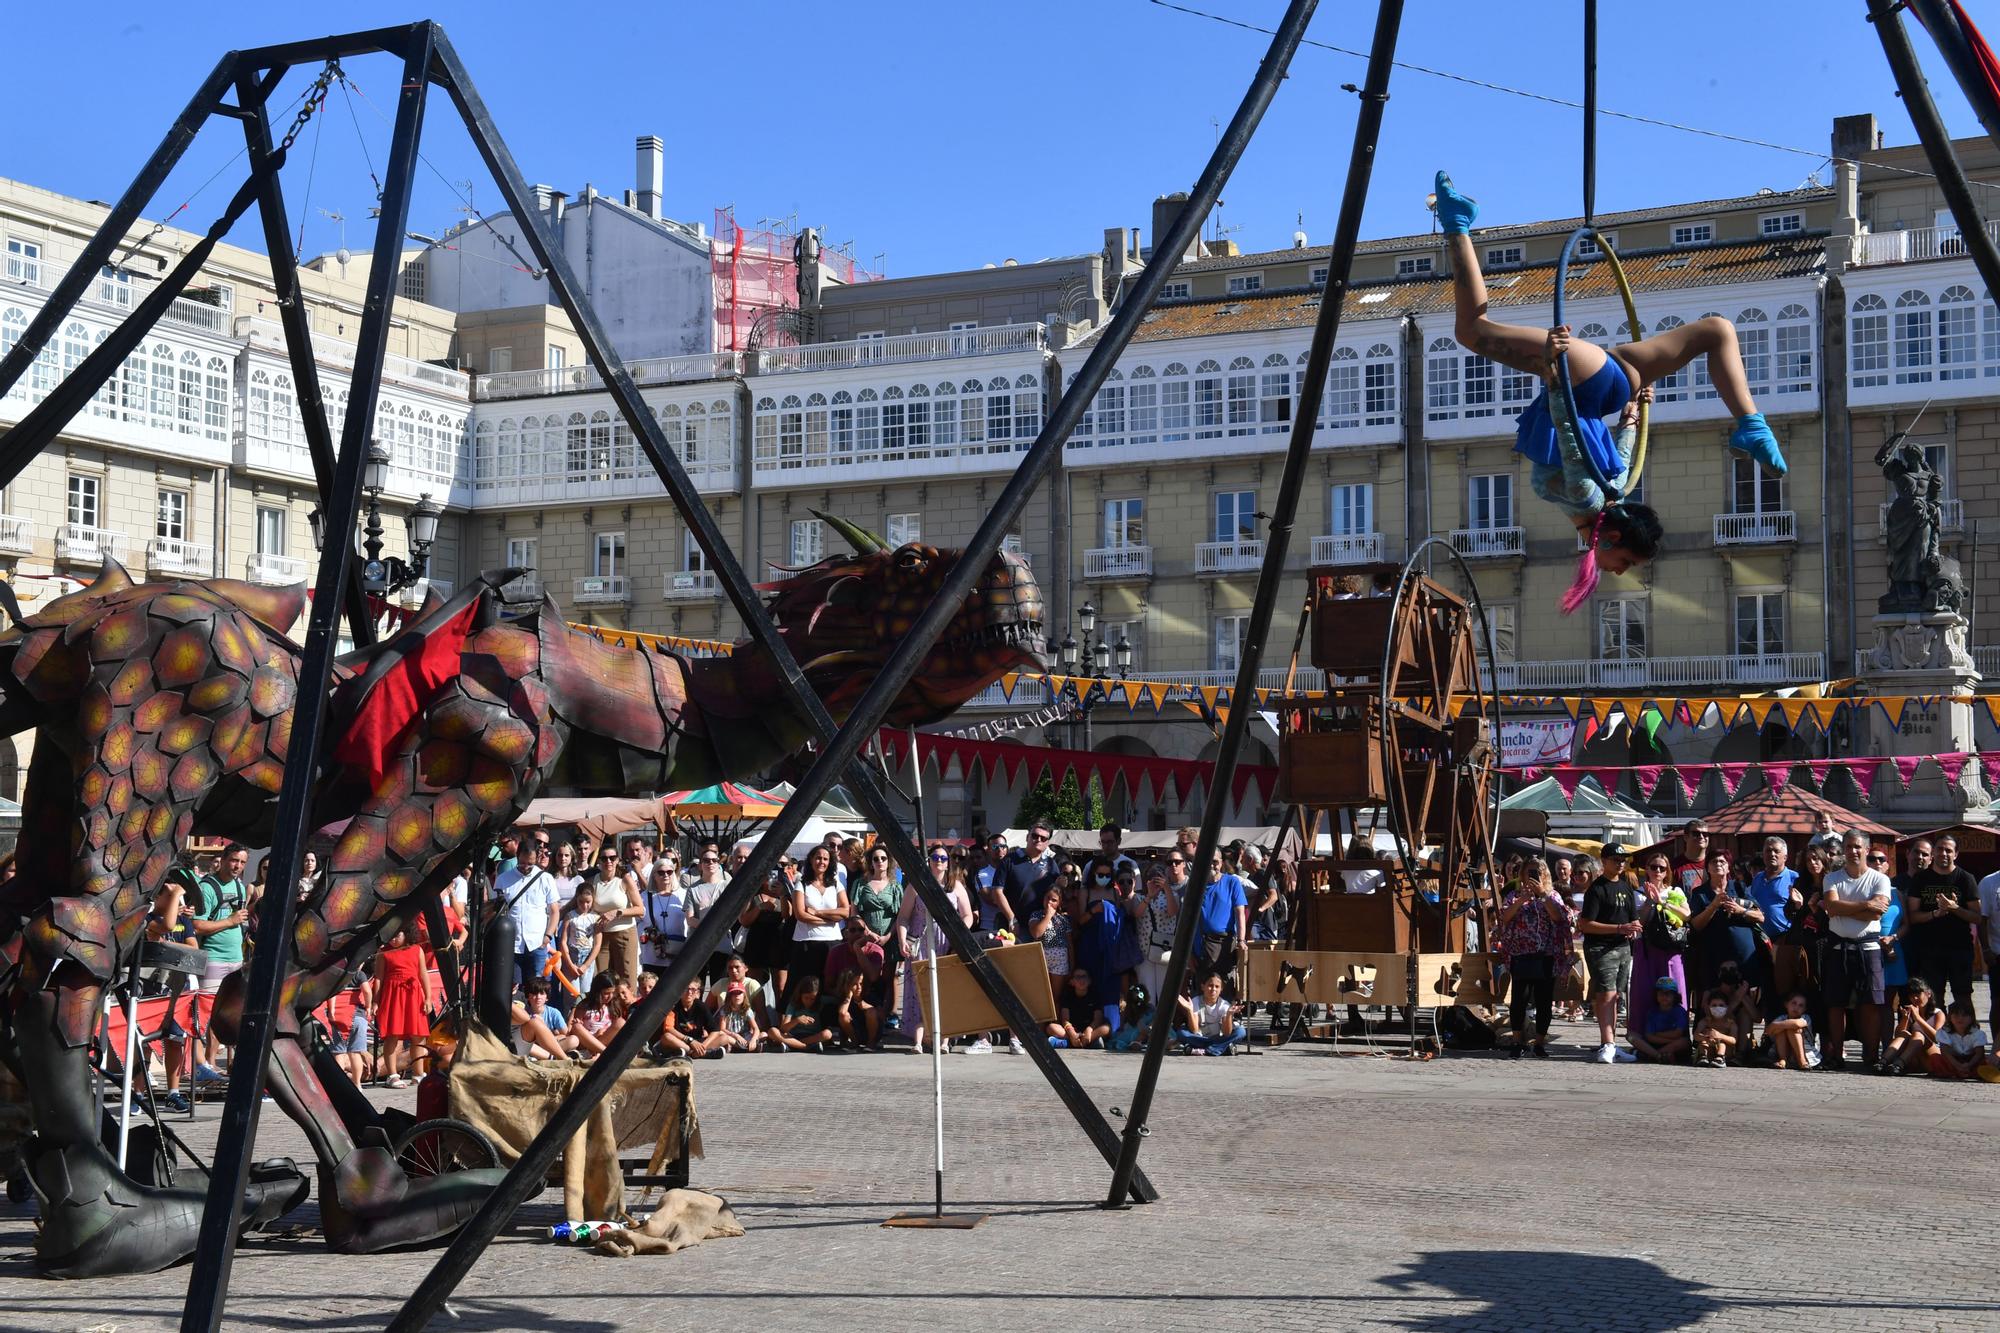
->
[1549,0,1649,502]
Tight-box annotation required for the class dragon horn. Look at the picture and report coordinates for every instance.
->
[810,509,888,554]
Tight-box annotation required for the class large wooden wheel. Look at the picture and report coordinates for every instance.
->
[1377,540,1504,938]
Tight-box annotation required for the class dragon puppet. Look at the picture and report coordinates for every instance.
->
[0,511,1044,1276]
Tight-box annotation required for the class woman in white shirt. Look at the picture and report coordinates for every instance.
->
[639,859,690,974]
[789,845,850,1005]
[590,843,643,987]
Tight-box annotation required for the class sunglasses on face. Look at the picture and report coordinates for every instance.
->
[929,853,949,863]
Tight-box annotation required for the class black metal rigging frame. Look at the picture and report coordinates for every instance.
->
[0,6,1412,1326]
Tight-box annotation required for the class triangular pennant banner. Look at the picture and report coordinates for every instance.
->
[1760,763,1790,793]
[1631,765,1666,802]
[1550,768,1587,804]
[1937,752,1969,787]
[1890,755,1925,791]
[1847,757,1884,802]
[1804,759,1839,792]
[1985,753,2000,795]
[1121,681,1142,708]
[1670,766,1702,805]
[1714,763,1750,801]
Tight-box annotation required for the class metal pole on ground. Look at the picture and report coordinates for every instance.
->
[1104,0,1406,1211]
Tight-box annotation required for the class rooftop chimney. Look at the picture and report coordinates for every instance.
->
[636,135,664,221]
[1151,192,1208,264]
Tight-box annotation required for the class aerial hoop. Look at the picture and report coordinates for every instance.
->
[1550,226,1652,501]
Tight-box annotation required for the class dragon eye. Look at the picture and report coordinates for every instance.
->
[895,547,927,571]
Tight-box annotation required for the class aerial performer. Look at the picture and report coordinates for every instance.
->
[1431,171,1788,611]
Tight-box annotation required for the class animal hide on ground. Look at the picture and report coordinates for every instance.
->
[593,1189,743,1257]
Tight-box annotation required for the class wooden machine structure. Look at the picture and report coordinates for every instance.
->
[1251,551,1505,1044]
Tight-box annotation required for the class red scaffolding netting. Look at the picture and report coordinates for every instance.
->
[711,206,882,353]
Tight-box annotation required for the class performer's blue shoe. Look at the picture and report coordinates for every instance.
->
[1729,412,1787,476]
[1433,171,1478,236]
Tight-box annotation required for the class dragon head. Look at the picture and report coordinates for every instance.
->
[759,512,1047,727]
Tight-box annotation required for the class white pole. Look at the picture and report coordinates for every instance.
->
[117,984,140,1170]
[926,928,945,1218]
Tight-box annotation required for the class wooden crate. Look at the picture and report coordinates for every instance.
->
[1311,595,1408,677]
[1244,946,1413,1006]
[1279,729,1386,805]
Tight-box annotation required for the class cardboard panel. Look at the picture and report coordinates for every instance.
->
[915,943,1056,1040]
[1243,946,1412,1005]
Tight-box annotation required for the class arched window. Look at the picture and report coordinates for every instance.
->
[248,368,273,441]
[805,391,831,461]
[684,400,710,466]
[857,387,882,457]
[176,348,204,433]
[1775,302,1813,394]
[1013,373,1041,442]
[1939,285,1977,380]
[658,401,684,459]
[1095,367,1124,448]
[1160,362,1190,443]
[149,342,175,424]
[1194,359,1224,438]
[906,381,931,458]
[984,378,1012,446]
[929,381,956,452]
[473,419,494,482]
[417,410,440,477]
[832,390,856,456]
[60,321,89,382]
[203,356,229,438]
[1894,289,1933,384]
[270,373,297,444]
[956,379,985,449]
[1260,352,1292,432]
[495,416,519,481]
[752,396,777,468]
[1650,317,1688,401]
[1737,307,1771,393]
[566,410,589,478]
[1364,343,1397,426]
[1225,355,1258,435]
[1578,322,1610,342]
[779,394,805,466]
[1323,347,1361,429]
[1425,336,1460,421]
[1851,293,1889,389]
[1127,364,1158,445]
[0,307,23,368]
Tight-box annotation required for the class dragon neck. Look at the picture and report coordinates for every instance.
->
[672,647,820,788]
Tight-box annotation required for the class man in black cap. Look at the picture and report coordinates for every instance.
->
[1577,842,1643,1063]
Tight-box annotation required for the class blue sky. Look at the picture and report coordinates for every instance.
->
[6,1,1988,278]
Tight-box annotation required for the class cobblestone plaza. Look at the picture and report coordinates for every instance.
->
[5,1028,1996,1332]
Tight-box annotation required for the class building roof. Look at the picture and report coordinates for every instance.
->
[1701,782,1899,840]
[1081,234,1827,349]
[1177,186,1835,272]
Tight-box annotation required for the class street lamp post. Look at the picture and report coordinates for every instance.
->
[308,437,444,606]
[1058,600,1132,755]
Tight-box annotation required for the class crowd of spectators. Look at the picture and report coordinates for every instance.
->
[479,820,1272,1063]
[1495,817,2000,1079]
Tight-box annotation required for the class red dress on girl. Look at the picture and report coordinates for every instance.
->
[376,944,431,1042]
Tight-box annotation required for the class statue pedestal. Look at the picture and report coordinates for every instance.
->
[1860,612,1991,827]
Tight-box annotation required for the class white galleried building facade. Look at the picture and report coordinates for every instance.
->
[6,111,2000,832]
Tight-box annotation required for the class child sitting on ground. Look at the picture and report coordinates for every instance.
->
[713,982,764,1054]
[1927,1000,1987,1080]
[1631,975,1691,1063]
[569,974,621,1055]
[1765,991,1815,1070]
[1173,971,1247,1056]
[1107,980,1155,1053]
[1049,968,1111,1050]
[1878,976,1945,1075]
[769,974,837,1052]
[1432,171,1787,611]
[1692,987,1740,1068]
[830,967,879,1050]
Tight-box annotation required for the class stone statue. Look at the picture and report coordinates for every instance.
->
[1876,431,1965,615]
